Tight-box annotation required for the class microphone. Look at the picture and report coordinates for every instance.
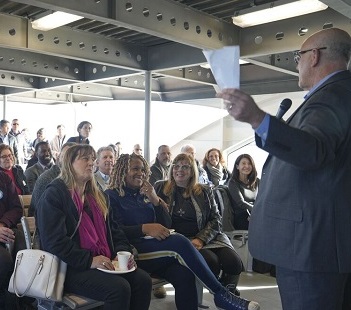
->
[276,98,292,119]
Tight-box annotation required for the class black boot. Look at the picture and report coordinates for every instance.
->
[220,273,241,296]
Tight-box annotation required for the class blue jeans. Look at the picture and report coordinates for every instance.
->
[133,233,224,294]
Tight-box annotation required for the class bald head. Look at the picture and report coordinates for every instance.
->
[297,28,351,90]
[305,28,351,65]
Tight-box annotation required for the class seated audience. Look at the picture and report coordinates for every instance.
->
[227,154,259,230]
[0,172,25,309]
[202,148,231,186]
[24,141,54,193]
[154,153,243,295]
[94,146,115,191]
[67,121,92,144]
[149,145,172,186]
[36,145,152,309]
[28,142,75,216]
[106,153,260,310]
[0,144,29,195]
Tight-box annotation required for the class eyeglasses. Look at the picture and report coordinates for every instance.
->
[12,123,19,126]
[173,164,191,171]
[0,154,13,159]
[293,47,327,64]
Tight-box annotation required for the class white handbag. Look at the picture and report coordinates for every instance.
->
[8,249,67,301]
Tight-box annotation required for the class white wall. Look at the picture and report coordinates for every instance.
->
[2,99,227,162]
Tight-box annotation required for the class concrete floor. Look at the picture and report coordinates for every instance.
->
[149,271,282,310]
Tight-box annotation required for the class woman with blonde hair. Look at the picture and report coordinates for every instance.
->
[156,153,243,295]
[106,153,260,310]
[202,148,231,186]
[36,144,151,310]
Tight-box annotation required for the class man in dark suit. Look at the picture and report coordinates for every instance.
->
[218,28,351,310]
[24,141,54,193]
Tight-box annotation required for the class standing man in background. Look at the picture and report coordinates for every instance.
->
[0,120,19,164]
[219,28,351,310]
[9,119,26,165]
[50,124,66,162]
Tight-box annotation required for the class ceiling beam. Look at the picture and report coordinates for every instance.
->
[16,0,240,49]
[239,8,351,58]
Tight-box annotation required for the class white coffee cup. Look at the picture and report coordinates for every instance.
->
[117,251,131,271]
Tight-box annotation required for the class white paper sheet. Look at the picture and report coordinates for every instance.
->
[203,46,240,91]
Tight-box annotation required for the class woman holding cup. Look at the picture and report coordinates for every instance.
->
[36,144,151,310]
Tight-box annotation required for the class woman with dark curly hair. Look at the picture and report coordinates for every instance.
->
[106,153,260,310]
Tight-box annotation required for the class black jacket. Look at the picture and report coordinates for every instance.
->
[154,181,232,249]
[36,178,132,271]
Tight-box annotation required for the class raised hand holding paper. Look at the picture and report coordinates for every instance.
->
[202,46,240,90]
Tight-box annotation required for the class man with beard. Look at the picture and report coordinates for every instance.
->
[94,146,115,191]
[149,145,172,186]
[24,141,54,193]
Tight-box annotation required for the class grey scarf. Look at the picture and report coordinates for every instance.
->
[206,162,223,186]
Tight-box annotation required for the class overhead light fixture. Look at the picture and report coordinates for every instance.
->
[31,11,84,31]
[232,0,328,28]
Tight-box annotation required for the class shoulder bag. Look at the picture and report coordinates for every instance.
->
[8,212,83,301]
[8,249,67,301]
